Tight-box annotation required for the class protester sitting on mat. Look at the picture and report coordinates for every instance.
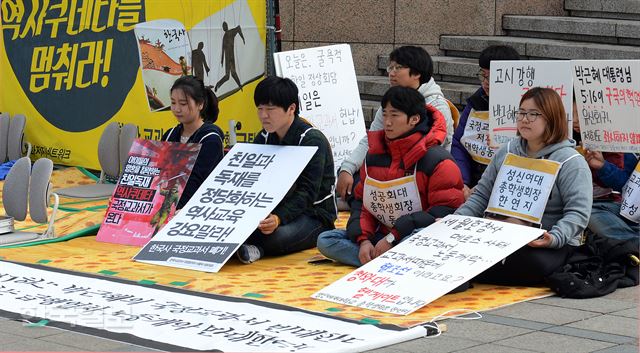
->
[336,46,454,203]
[451,45,520,200]
[236,76,337,264]
[317,86,464,267]
[162,75,224,209]
[454,87,592,286]
[571,101,640,247]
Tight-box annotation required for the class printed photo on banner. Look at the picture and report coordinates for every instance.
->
[313,215,543,315]
[489,61,573,147]
[134,143,317,273]
[572,60,640,153]
[96,139,201,246]
[135,19,192,111]
[274,44,367,171]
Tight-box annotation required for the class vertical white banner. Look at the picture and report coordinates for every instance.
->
[274,44,367,172]
[489,61,573,146]
[572,60,640,153]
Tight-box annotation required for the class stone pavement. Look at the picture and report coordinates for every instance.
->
[0,286,637,352]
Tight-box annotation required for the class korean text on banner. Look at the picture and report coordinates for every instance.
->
[572,60,640,153]
[0,261,428,352]
[134,143,317,272]
[313,215,543,315]
[97,139,201,246]
[489,61,573,147]
[620,160,640,223]
[273,44,366,171]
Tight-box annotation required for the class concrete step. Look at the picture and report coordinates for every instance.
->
[440,35,640,60]
[377,56,480,84]
[565,0,640,20]
[360,99,379,127]
[357,75,478,108]
[503,15,640,46]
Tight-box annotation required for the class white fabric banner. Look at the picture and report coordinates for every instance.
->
[489,60,573,147]
[0,261,427,352]
[313,215,544,315]
[572,60,640,153]
[274,44,367,171]
[134,143,316,272]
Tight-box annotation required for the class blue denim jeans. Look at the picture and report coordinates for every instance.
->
[316,229,418,267]
[588,200,639,247]
[245,214,328,256]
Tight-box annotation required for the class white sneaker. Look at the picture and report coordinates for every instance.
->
[237,244,263,264]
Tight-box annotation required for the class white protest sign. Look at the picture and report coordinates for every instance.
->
[274,44,367,171]
[486,153,562,224]
[489,60,573,146]
[572,60,640,153]
[460,110,496,165]
[620,160,640,223]
[313,215,544,315]
[0,261,428,352]
[134,143,317,272]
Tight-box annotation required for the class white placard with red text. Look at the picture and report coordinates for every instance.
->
[312,215,544,315]
[572,60,640,153]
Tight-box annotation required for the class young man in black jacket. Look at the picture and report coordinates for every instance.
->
[237,76,337,263]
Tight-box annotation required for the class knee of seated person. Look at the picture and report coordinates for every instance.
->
[317,229,346,245]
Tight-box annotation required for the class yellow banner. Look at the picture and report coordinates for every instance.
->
[0,0,266,169]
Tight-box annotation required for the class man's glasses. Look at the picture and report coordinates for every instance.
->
[477,71,490,82]
[386,64,409,73]
[515,111,544,122]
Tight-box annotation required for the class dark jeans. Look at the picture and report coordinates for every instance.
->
[474,245,573,286]
[245,215,328,256]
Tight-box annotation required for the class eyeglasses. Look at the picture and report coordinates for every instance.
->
[477,71,490,82]
[386,64,409,73]
[515,111,544,122]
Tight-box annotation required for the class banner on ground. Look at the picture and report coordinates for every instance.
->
[572,60,640,153]
[96,139,200,246]
[489,60,573,146]
[313,215,544,315]
[134,143,317,272]
[0,0,266,169]
[0,261,428,352]
[274,44,366,171]
[620,160,640,223]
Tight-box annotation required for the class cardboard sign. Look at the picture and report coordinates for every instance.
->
[486,153,562,224]
[134,143,317,272]
[96,139,200,246]
[313,215,543,315]
[572,60,640,153]
[489,61,573,146]
[0,261,428,352]
[620,160,640,223]
[274,44,366,171]
[460,110,496,165]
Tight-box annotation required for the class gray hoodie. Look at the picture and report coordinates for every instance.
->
[454,137,592,248]
[339,78,453,175]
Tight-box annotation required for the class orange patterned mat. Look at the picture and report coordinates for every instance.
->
[0,235,553,327]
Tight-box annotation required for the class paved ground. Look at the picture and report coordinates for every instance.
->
[0,286,637,352]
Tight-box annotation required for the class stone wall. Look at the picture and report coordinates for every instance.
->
[279,0,566,74]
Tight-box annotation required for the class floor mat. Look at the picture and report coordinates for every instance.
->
[0,236,554,327]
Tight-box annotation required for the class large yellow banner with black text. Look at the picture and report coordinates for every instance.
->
[0,0,266,169]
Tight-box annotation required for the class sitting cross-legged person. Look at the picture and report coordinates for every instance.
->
[317,86,464,267]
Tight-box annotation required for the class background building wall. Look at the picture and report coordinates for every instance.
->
[279,0,566,74]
